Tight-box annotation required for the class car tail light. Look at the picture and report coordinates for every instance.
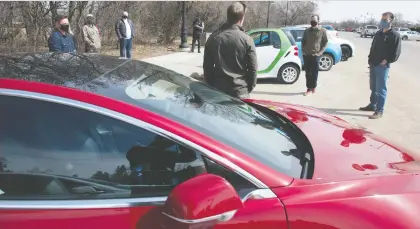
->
[294,46,298,51]
[294,52,298,56]
[293,46,298,56]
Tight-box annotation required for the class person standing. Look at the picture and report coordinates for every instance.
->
[190,16,204,53]
[48,15,77,53]
[203,2,257,99]
[301,14,328,96]
[82,14,101,53]
[359,12,401,119]
[115,11,135,59]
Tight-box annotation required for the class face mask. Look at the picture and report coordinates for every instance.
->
[379,20,391,29]
[310,20,318,27]
[60,24,69,32]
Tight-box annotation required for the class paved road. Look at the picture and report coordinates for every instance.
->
[145,32,420,152]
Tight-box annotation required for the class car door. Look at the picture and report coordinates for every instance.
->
[0,93,288,229]
[249,31,281,73]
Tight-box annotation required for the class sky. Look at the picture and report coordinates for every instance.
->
[316,1,420,23]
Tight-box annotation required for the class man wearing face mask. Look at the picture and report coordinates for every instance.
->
[301,14,328,96]
[82,14,101,53]
[48,15,77,53]
[359,12,401,119]
[203,2,257,99]
[115,11,135,59]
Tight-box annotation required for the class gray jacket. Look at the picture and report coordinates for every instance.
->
[301,27,328,55]
[115,19,135,39]
[203,23,257,98]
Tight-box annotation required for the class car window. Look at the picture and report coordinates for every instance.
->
[249,32,261,46]
[366,26,377,29]
[249,31,271,47]
[400,28,410,31]
[86,60,310,179]
[282,30,296,45]
[321,25,334,31]
[0,95,256,200]
[258,31,270,47]
[271,31,281,46]
[285,29,303,43]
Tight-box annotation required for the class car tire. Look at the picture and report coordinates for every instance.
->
[319,53,334,71]
[402,36,408,40]
[341,45,351,61]
[277,63,300,84]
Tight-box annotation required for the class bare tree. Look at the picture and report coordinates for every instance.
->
[393,12,403,27]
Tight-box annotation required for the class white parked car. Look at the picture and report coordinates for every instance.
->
[361,25,379,38]
[294,24,355,61]
[401,31,420,41]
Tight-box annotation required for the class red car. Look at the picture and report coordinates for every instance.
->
[0,53,419,229]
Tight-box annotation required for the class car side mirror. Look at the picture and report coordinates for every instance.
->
[162,174,243,227]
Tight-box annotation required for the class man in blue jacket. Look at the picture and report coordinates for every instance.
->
[115,11,135,59]
[48,15,77,53]
[359,12,401,119]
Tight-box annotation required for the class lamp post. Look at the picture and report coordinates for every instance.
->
[179,1,189,51]
[266,1,273,28]
[284,0,289,26]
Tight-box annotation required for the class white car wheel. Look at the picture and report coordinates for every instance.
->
[319,54,333,71]
[277,64,300,84]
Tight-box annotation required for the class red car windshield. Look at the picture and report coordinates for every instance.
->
[91,64,310,179]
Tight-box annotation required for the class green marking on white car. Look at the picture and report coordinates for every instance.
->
[247,28,302,84]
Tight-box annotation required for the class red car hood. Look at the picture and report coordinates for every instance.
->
[247,99,420,181]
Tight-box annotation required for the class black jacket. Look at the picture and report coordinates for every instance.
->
[203,23,257,98]
[115,19,135,39]
[192,19,203,37]
[368,29,401,66]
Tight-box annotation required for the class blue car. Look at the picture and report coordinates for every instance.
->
[282,27,342,71]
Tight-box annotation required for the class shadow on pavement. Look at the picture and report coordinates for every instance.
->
[317,108,371,117]
[252,91,303,96]
[257,78,278,84]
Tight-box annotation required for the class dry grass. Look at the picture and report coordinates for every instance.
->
[100,36,195,60]
[0,36,195,60]
[101,43,178,60]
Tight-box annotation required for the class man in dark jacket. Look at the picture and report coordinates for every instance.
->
[301,14,328,96]
[203,2,257,99]
[48,15,77,53]
[190,16,204,53]
[359,12,401,119]
[115,11,135,59]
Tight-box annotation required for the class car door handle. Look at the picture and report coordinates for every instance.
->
[273,44,281,49]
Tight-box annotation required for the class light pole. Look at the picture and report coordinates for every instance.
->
[179,1,189,51]
[266,2,271,28]
[284,0,289,26]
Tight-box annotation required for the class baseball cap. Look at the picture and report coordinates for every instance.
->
[86,14,94,18]
[123,11,128,17]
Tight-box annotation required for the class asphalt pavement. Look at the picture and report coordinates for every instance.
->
[144,32,420,152]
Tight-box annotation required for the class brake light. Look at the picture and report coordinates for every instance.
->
[293,46,298,56]
[294,46,298,51]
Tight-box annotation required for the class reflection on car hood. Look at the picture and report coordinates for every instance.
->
[247,99,420,181]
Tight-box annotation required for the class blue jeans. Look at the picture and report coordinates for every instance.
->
[120,38,132,58]
[369,64,390,112]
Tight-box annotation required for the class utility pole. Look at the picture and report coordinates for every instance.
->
[179,1,189,51]
[284,0,289,26]
[266,2,271,28]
